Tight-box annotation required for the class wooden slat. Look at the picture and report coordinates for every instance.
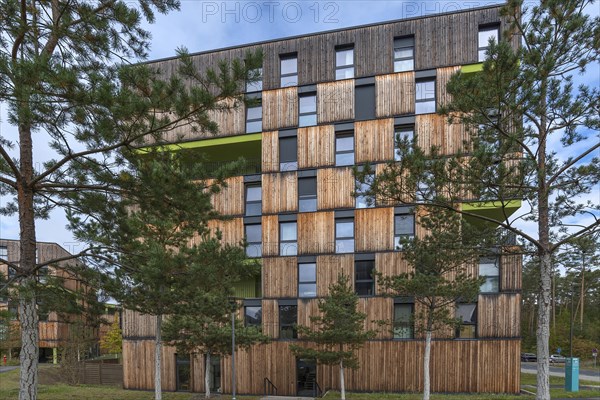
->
[204,218,243,246]
[262,131,279,173]
[478,293,521,338]
[317,80,355,123]
[355,208,394,252]
[317,167,355,210]
[376,72,415,117]
[297,125,335,168]
[437,66,461,107]
[416,114,469,155]
[298,212,335,255]
[316,254,354,297]
[501,250,522,291]
[211,176,244,216]
[262,173,298,214]
[263,87,298,131]
[261,300,279,339]
[355,119,394,163]
[263,257,297,298]
[261,215,279,256]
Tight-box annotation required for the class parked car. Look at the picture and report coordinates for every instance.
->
[521,353,537,362]
[550,354,566,363]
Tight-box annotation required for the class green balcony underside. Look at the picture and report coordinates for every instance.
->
[462,199,521,226]
[461,62,484,73]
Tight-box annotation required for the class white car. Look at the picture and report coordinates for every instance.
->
[550,354,566,363]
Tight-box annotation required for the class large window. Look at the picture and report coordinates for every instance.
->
[298,263,317,298]
[279,304,298,339]
[279,136,298,171]
[394,36,415,72]
[394,212,415,250]
[416,170,435,202]
[246,67,263,92]
[393,303,414,339]
[245,184,262,216]
[280,54,298,87]
[456,303,477,338]
[246,102,262,133]
[479,256,500,293]
[355,259,375,296]
[245,223,262,258]
[279,221,298,256]
[298,177,317,212]
[244,304,262,328]
[394,126,414,161]
[335,46,354,80]
[299,93,317,127]
[335,217,354,254]
[0,246,7,259]
[355,174,374,209]
[415,79,436,114]
[478,25,499,62]
[335,133,354,166]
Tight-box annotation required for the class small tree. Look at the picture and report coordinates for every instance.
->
[290,274,377,400]
[378,209,485,400]
[100,317,123,359]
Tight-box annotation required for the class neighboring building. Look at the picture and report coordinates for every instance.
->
[123,4,522,395]
[0,239,104,363]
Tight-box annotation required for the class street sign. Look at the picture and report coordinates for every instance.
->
[557,347,562,354]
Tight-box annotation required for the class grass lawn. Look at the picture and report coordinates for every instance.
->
[1,368,598,400]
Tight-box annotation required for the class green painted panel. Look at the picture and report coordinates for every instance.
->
[461,63,484,73]
[463,199,521,226]
[134,133,262,154]
[232,277,261,299]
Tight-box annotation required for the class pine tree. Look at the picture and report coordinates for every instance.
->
[290,274,377,400]
[358,2,599,398]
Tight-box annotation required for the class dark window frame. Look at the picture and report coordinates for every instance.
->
[245,184,262,217]
[245,66,263,93]
[393,36,415,72]
[354,258,375,297]
[456,303,478,339]
[279,221,298,256]
[298,176,317,212]
[245,101,262,133]
[393,302,415,339]
[244,305,262,328]
[298,92,317,127]
[478,24,500,62]
[394,125,415,161]
[279,303,298,339]
[280,53,298,87]
[335,217,355,254]
[355,174,375,209]
[279,136,298,171]
[244,223,262,258]
[415,78,436,114]
[394,211,415,250]
[479,256,500,293]
[335,132,355,167]
[298,262,317,298]
[0,246,7,259]
[335,45,355,80]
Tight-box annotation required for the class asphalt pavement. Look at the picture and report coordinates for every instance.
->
[0,365,18,373]
[521,362,600,383]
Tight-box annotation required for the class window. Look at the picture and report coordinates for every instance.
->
[416,170,435,202]
[37,265,49,284]
[335,133,354,166]
[279,304,298,339]
[355,259,375,296]
[0,246,7,259]
[394,212,415,250]
[279,136,298,171]
[244,305,262,327]
[335,46,354,80]
[298,263,317,298]
[298,177,317,212]
[246,102,262,133]
[394,126,414,161]
[394,36,415,72]
[245,223,262,258]
[280,54,298,87]
[245,185,262,216]
[415,79,436,114]
[393,303,414,339]
[355,84,375,121]
[456,303,477,338]
[479,256,500,293]
[279,221,298,256]
[335,218,354,254]
[478,25,499,62]
[299,93,317,127]
[246,67,263,92]
[355,174,374,209]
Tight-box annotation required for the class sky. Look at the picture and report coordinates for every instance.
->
[0,0,598,254]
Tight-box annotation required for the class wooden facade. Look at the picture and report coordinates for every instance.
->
[123,4,523,396]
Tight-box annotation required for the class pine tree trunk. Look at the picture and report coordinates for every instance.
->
[19,290,38,400]
[580,265,584,326]
[423,330,432,400]
[339,359,345,400]
[155,314,162,400]
[205,352,211,399]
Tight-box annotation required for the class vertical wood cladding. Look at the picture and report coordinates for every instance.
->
[501,251,522,291]
[355,119,394,163]
[316,254,355,297]
[122,309,155,338]
[297,125,335,168]
[262,257,297,298]
[261,173,297,214]
[358,297,393,339]
[298,212,335,255]
[317,167,355,210]
[317,80,355,123]
[298,298,321,334]
[375,252,413,294]
[261,215,279,256]
[437,66,461,107]
[122,340,177,391]
[355,208,394,252]
[478,294,521,338]
[263,88,298,130]
[262,131,279,173]
[205,218,243,246]
[376,72,415,117]
[211,176,244,216]
[261,299,279,339]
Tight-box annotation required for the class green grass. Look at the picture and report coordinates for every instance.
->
[1,368,598,400]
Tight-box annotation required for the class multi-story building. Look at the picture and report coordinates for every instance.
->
[0,239,103,363]
[123,4,522,396]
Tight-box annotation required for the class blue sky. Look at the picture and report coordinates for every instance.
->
[0,0,598,253]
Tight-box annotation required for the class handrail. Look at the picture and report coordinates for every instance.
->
[264,377,277,396]
[313,380,323,398]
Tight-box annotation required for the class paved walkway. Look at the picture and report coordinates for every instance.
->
[0,366,18,373]
[521,362,600,383]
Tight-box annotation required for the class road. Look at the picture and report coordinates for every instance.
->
[0,366,18,373]
[521,362,600,383]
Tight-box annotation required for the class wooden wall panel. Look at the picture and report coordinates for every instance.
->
[298,298,321,334]
[355,119,394,163]
[416,114,469,155]
[263,257,297,298]
[38,322,58,345]
[317,167,355,210]
[355,208,394,252]
[297,125,335,168]
[317,80,355,123]
[262,131,279,172]
[261,300,279,339]
[205,218,243,246]
[122,309,155,339]
[263,88,298,130]
[375,252,413,294]
[211,176,244,216]
[122,340,177,391]
[262,215,279,256]
[191,353,205,393]
[376,72,415,117]
[501,251,522,291]
[316,254,354,297]
[437,66,461,107]
[298,212,335,255]
[478,293,521,338]
[262,173,297,214]
[358,297,393,339]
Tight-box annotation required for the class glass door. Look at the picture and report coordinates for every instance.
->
[296,358,317,396]
[175,354,191,391]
